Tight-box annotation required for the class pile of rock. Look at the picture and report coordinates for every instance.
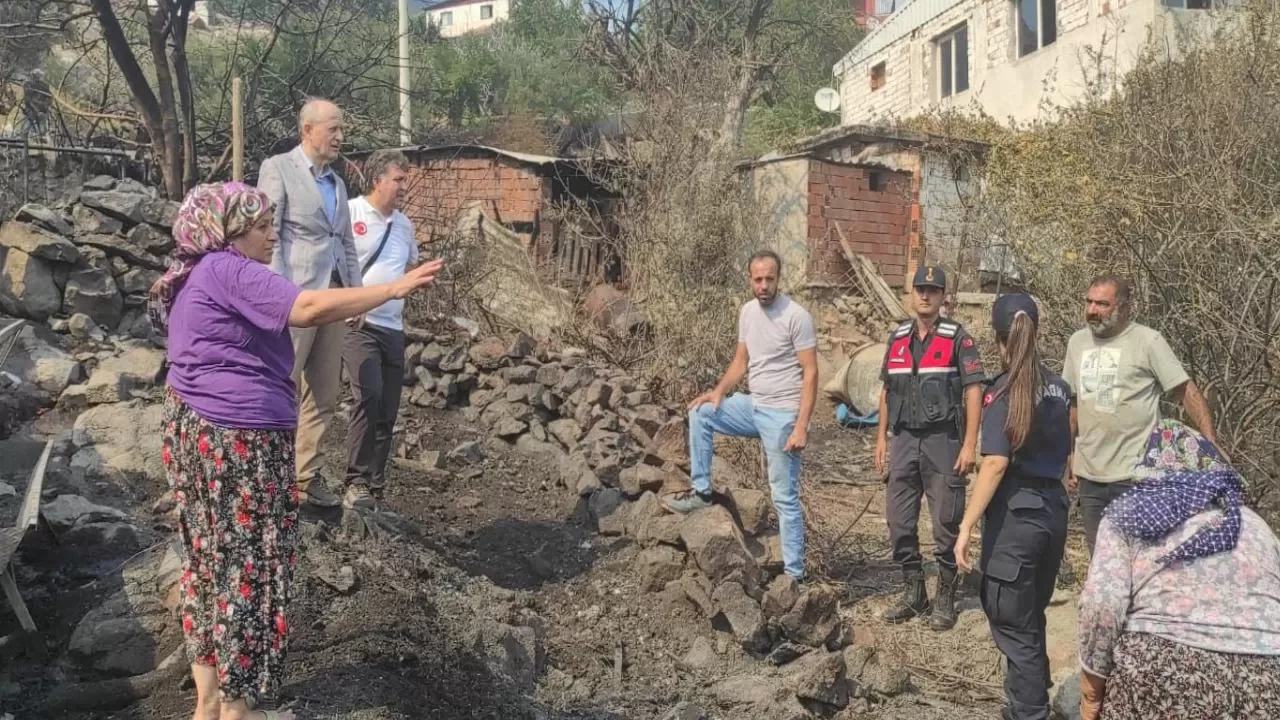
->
[0,175,180,340]
[392,326,915,715]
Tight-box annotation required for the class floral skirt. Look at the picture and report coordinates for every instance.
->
[162,388,300,703]
[1103,632,1280,719]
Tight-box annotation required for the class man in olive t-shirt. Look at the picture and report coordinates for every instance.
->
[1063,274,1221,552]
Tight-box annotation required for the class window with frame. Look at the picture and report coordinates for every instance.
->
[870,62,887,92]
[439,10,453,26]
[1162,0,1212,7]
[937,24,969,98]
[874,0,896,14]
[480,4,494,19]
[1017,0,1057,57]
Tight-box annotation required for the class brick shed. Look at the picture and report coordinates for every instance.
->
[745,154,916,290]
[345,144,618,283]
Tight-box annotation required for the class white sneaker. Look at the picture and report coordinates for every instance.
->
[343,485,376,510]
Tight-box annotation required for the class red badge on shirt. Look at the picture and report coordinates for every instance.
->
[962,337,974,348]
[983,392,995,407]
[354,221,368,236]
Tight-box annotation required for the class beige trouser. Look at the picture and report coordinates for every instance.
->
[291,320,347,489]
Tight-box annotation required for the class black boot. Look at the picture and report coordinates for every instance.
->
[929,566,959,631]
[881,569,930,624]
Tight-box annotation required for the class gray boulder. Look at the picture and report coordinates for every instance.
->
[71,205,124,236]
[62,256,123,329]
[0,221,79,263]
[67,541,183,676]
[79,190,146,224]
[82,346,166,404]
[71,400,166,479]
[1,321,81,394]
[15,204,74,236]
[0,248,62,320]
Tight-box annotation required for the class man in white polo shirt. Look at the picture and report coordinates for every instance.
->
[342,149,419,510]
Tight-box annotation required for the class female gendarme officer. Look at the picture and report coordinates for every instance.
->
[954,293,1072,720]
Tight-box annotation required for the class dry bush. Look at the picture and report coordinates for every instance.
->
[564,49,776,402]
[913,1,1280,519]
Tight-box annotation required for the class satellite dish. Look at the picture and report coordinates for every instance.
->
[814,87,841,113]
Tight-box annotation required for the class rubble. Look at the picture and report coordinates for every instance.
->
[67,542,182,677]
[3,208,917,718]
[468,615,545,692]
[785,649,849,710]
[0,177,176,339]
[71,400,166,479]
[679,505,759,588]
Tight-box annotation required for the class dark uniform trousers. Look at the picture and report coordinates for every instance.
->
[343,322,406,488]
[887,426,966,572]
[979,479,1069,720]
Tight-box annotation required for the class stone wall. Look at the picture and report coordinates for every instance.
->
[0,175,178,342]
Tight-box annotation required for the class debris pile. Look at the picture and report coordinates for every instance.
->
[390,325,918,716]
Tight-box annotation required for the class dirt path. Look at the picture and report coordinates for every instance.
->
[7,394,1086,720]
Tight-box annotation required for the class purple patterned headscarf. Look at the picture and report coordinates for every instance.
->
[1104,420,1243,565]
[147,182,272,335]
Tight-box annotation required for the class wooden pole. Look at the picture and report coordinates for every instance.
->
[231,77,244,182]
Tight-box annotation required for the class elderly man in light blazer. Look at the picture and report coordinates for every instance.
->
[258,98,362,508]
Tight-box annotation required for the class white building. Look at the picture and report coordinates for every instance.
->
[425,0,511,38]
[834,0,1225,125]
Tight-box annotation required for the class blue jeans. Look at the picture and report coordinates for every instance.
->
[688,393,805,578]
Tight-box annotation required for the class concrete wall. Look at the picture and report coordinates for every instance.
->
[749,158,811,292]
[836,0,1224,125]
[427,0,510,38]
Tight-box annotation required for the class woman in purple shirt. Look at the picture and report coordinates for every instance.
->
[148,182,442,720]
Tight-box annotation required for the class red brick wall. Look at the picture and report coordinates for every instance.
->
[397,155,549,244]
[806,159,913,288]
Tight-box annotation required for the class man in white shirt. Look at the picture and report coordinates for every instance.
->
[341,149,420,509]
[663,251,819,582]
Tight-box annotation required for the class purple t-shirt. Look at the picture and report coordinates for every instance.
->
[167,251,302,430]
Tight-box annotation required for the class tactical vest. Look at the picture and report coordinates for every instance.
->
[884,319,965,431]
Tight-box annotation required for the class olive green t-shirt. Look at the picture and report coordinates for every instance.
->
[1063,323,1190,483]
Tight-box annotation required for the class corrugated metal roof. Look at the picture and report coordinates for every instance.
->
[834,0,966,74]
[347,144,570,166]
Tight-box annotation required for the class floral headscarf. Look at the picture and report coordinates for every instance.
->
[147,182,272,335]
[1105,420,1243,565]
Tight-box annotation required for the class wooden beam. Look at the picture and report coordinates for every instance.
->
[231,77,244,182]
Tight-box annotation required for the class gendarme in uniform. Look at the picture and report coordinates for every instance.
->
[977,293,1071,720]
[880,266,986,629]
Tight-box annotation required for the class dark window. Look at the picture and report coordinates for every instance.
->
[938,24,969,98]
[869,171,888,192]
[480,4,493,19]
[1018,0,1057,57]
[440,11,453,26]
[1163,0,1213,7]
[871,62,887,91]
